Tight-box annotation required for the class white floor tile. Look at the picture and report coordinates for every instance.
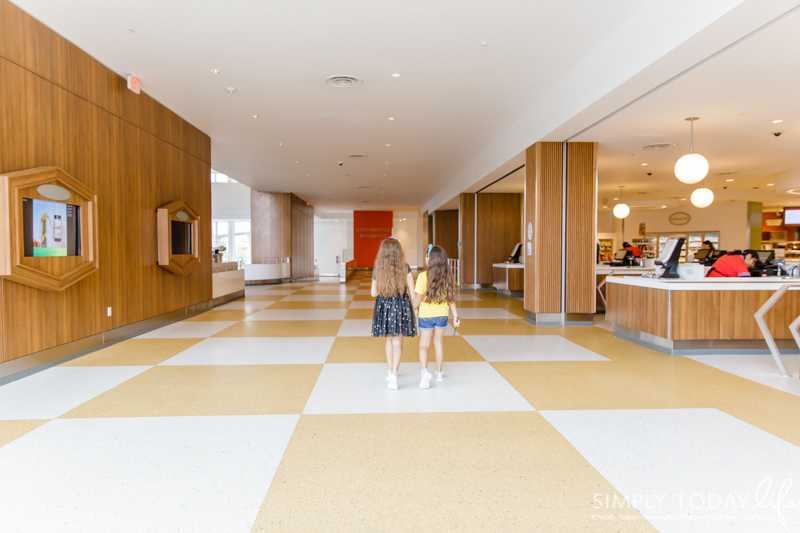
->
[0,367,148,420]
[136,321,237,338]
[541,408,800,533]
[215,300,274,311]
[355,290,373,295]
[455,308,521,319]
[245,309,348,321]
[0,415,299,533]
[282,295,354,302]
[349,300,377,309]
[160,338,335,365]
[337,319,374,337]
[245,289,297,296]
[462,335,609,362]
[685,354,800,397]
[303,362,534,414]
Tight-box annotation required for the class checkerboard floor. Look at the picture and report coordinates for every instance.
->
[2,271,800,532]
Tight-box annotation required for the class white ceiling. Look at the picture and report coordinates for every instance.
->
[574,5,800,209]
[12,0,645,212]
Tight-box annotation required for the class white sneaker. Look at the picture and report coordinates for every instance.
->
[420,369,432,389]
[436,372,446,382]
[385,369,391,381]
[387,371,398,390]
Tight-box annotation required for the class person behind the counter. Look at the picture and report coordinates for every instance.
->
[622,242,643,258]
[702,240,716,252]
[706,250,757,277]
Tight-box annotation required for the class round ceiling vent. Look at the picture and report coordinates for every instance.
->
[640,143,675,150]
[347,154,367,159]
[324,75,364,88]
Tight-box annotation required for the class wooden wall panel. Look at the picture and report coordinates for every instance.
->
[0,1,212,362]
[530,142,563,313]
[251,191,291,264]
[421,210,429,268]
[565,142,596,314]
[606,284,669,339]
[476,193,522,284]
[459,194,475,284]
[432,209,459,260]
[291,194,314,279]
[671,291,721,340]
[719,291,800,340]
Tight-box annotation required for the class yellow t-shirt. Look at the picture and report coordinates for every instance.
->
[415,271,450,318]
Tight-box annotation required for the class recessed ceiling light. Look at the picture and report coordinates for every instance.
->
[252,115,258,118]
[726,179,734,182]
[612,197,619,200]
[225,87,236,94]
[641,163,648,166]
[773,119,784,123]
[295,161,298,163]
[768,183,775,186]
[210,69,220,74]
[388,117,395,121]
[279,143,282,146]
[391,73,401,78]
[127,29,136,34]
[386,144,391,147]
[385,162,389,164]
[681,198,687,200]
[318,115,332,120]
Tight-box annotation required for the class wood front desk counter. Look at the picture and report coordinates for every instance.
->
[606,276,800,354]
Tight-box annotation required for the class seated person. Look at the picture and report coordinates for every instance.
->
[622,242,643,258]
[702,240,715,253]
[706,250,757,277]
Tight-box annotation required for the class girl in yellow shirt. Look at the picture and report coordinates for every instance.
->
[412,245,460,389]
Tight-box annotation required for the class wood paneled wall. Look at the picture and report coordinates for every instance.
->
[421,210,429,267]
[250,191,313,279]
[291,194,314,279]
[0,0,211,362]
[432,209,459,260]
[458,196,474,284]
[251,191,291,263]
[525,142,563,313]
[565,142,597,314]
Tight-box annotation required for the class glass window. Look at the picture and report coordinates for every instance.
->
[234,221,251,264]
[211,220,251,264]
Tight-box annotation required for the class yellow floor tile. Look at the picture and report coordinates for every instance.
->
[292,291,356,297]
[212,320,342,337]
[60,365,322,418]
[242,294,287,302]
[185,309,255,322]
[0,420,49,448]
[326,336,485,363]
[268,301,352,310]
[352,295,376,301]
[251,412,655,532]
[344,309,374,320]
[456,318,538,335]
[61,338,203,367]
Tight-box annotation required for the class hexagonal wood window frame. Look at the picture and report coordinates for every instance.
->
[157,200,200,276]
[0,166,99,291]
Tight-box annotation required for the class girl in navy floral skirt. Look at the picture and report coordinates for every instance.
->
[371,237,417,389]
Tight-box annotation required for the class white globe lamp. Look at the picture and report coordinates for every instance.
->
[691,186,714,208]
[613,202,630,219]
[674,153,709,184]
[675,117,709,184]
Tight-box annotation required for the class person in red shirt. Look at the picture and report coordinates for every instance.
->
[623,242,643,258]
[706,251,757,277]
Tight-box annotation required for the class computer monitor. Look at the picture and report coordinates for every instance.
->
[756,250,775,264]
[508,243,522,263]
[613,249,629,261]
[710,250,725,261]
[694,248,711,262]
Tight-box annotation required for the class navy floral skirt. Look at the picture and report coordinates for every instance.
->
[372,292,417,337]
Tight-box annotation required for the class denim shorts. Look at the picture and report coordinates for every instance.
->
[418,316,448,330]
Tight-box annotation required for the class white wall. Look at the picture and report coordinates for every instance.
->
[314,218,353,276]
[212,182,251,220]
[393,213,419,268]
[620,202,749,251]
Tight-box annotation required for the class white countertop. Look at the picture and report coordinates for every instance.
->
[606,276,800,291]
[596,266,656,275]
[493,263,524,268]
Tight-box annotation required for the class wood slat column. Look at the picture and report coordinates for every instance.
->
[524,141,596,324]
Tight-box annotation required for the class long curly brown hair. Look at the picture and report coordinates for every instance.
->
[424,245,455,304]
[374,238,408,297]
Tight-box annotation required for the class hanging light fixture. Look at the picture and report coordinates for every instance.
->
[691,184,714,208]
[674,117,709,184]
[612,186,630,219]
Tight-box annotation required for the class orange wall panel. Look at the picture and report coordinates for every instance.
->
[354,211,393,268]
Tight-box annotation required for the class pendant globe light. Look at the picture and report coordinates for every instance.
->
[690,183,714,208]
[612,186,630,219]
[674,117,709,184]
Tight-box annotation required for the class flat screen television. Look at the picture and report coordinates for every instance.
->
[171,220,193,255]
[22,198,81,257]
[784,208,800,225]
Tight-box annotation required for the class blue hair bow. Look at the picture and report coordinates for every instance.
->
[427,244,433,257]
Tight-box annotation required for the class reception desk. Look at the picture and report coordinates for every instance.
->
[595,265,657,311]
[492,263,524,297]
[606,277,800,358]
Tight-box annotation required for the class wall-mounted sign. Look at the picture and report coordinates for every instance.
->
[36,184,71,201]
[638,222,646,236]
[527,222,533,240]
[766,219,783,227]
[127,75,140,94]
[668,212,691,226]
